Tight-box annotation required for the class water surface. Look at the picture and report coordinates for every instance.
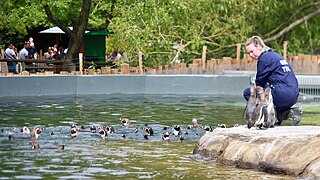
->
[0,94,295,179]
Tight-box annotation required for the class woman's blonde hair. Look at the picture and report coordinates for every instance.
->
[245,36,269,49]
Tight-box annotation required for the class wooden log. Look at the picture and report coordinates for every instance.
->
[310,60,317,74]
[79,53,83,74]
[45,71,54,76]
[291,56,298,73]
[189,64,198,74]
[21,71,30,76]
[0,49,4,59]
[36,72,46,76]
[88,69,95,75]
[201,46,207,68]
[120,63,130,74]
[283,41,288,60]
[39,49,43,59]
[101,66,111,74]
[111,69,118,74]
[138,51,143,74]
[157,65,163,74]
[222,57,232,71]
[0,49,7,73]
[164,65,169,74]
[236,43,241,61]
[60,71,69,75]
[192,59,202,67]
[298,53,304,61]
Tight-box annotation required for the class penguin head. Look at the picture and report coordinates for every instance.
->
[106,126,115,134]
[31,127,43,140]
[120,118,130,126]
[90,125,96,133]
[21,126,30,134]
[98,128,107,138]
[144,127,154,136]
[203,125,213,133]
[162,132,170,141]
[70,127,78,138]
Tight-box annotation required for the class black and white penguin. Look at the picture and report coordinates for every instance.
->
[144,127,154,136]
[30,127,43,140]
[120,118,131,127]
[172,125,181,136]
[9,127,43,140]
[162,132,170,141]
[144,135,149,140]
[179,135,184,142]
[98,128,107,139]
[21,126,30,134]
[90,125,97,133]
[70,127,78,138]
[203,125,213,134]
[105,126,115,134]
[217,124,228,128]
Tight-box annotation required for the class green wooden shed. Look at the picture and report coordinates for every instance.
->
[84,30,113,62]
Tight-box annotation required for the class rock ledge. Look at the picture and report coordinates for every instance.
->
[193,126,320,179]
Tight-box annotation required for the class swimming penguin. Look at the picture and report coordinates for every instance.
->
[105,126,115,134]
[144,135,149,140]
[70,127,78,138]
[233,124,240,127]
[30,127,43,140]
[70,123,81,131]
[90,126,97,133]
[98,128,107,139]
[179,135,184,142]
[120,118,131,127]
[162,132,170,141]
[203,125,213,134]
[134,128,139,133]
[144,127,154,136]
[172,125,181,136]
[217,124,228,128]
[21,126,30,134]
[31,142,65,150]
[9,127,43,140]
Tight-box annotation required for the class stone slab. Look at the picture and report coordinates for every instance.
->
[193,126,320,179]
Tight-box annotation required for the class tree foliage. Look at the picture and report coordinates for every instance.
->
[105,0,320,67]
[0,0,319,68]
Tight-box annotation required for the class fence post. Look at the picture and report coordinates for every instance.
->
[201,46,207,69]
[138,51,143,74]
[39,49,43,59]
[0,49,3,72]
[79,53,83,74]
[283,41,288,60]
[236,43,241,61]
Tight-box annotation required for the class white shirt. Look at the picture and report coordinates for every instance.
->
[5,48,16,59]
[19,48,29,59]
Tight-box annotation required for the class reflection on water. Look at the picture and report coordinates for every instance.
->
[0,94,295,179]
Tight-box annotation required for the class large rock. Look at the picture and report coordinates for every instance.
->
[193,126,320,179]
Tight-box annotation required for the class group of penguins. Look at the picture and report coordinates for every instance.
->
[2,118,234,150]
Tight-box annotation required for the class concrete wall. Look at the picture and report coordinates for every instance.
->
[0,75,251,97]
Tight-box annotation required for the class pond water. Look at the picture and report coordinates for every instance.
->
[0,94,296,179]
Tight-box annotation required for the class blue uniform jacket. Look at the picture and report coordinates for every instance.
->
[256,49,299,112]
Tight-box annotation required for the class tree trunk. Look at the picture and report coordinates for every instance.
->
[44,0,92,72]
[64,34,81,71]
